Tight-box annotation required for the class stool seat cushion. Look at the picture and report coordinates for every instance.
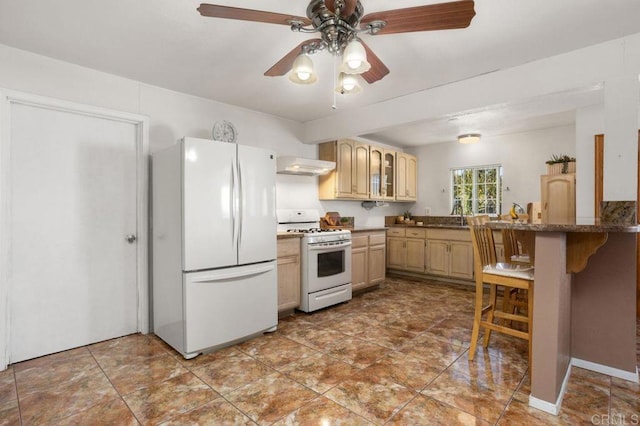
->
[483,263,534,280]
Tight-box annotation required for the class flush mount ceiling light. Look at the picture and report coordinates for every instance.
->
[198,0,476,98]
[458,133,481,144]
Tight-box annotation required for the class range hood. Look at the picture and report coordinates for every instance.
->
[276,156,336,176]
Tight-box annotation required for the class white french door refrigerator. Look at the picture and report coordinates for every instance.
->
[152,137,277,359]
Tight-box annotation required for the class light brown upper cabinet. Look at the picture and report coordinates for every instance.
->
[319,140,417,202]
[319,139,369,199]
[541,173,576,224]
[396,152,417,201]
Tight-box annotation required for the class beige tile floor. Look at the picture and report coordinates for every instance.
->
[1,276,639,425]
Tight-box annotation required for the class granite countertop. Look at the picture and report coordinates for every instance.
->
[387,224,469,230]
[277,232,303,239]
[485,221,640,233]
[351,227,388,232]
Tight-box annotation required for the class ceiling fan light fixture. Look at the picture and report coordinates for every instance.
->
[289,53,317,84]
[458,133,481,144]
[335,73,362,94]
[340,39,371,74]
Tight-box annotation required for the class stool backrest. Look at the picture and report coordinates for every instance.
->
[468,218,497,268]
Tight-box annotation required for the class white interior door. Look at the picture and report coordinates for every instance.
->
[7,100,140,363]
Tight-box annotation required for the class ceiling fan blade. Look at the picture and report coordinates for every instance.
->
[360,41,389,84]
[198,4,311,26]
[264,39,323,77]
[325,0,357,17]
[361,0,475,35]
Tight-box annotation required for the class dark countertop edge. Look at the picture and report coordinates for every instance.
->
[351,227,388,232]
[277,232,303,239]
[485,222,640,233]
[386,224,470,230]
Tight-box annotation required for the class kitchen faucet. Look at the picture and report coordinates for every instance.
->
[450,200,464,225]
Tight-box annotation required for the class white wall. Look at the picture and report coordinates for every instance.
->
[0,43,400,225]
[408,126,576,216]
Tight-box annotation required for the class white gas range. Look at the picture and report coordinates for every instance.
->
[277,209,352,312]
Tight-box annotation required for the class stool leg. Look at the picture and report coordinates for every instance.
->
[468,278,484,361]
[483,283,497,348]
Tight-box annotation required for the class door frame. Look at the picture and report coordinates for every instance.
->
[0,89,149,370]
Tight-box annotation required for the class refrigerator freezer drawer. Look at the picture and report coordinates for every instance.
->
[183,261,277,357]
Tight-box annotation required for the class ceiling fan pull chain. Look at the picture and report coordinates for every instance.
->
[331,54,338,110]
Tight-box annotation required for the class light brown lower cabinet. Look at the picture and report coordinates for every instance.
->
[277,238,301,312]
[386,228,426,273]
[351,231,386,292]
[425,229,473,280]
[387,227,474,281]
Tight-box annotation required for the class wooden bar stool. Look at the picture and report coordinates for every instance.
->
[502,228,531,266]
[467,220,535,370]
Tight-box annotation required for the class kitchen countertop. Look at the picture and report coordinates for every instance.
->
[387,224,469,230]
[350,227,388,232]
[277,232,303,239]
[485,221,640,233]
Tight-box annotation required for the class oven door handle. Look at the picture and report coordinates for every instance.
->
[307,241,352,251]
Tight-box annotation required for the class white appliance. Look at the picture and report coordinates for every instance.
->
[152,137,277,359]
[276,209,352,312]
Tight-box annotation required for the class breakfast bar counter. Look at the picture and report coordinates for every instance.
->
[486,221,640,415]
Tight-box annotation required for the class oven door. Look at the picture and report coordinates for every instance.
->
[305,240,352,293]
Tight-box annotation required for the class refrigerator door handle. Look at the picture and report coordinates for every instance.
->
[230,159,238,252]
[231,158,242,254]
[189,262,275,283]
[237,159,243,250]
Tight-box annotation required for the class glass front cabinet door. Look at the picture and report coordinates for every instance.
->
[370,147,383,199]
[383,150,395,200]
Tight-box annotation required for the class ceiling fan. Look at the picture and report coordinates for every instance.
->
[198,0,475,93]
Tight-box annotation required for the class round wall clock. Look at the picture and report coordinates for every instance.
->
[212,120,238,143]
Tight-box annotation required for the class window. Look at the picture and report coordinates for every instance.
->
[451,165,502,215]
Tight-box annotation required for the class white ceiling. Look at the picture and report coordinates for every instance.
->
[1,0,639,146]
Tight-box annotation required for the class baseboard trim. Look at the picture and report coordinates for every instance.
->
[529,364,572,416]
[571,358,639,383]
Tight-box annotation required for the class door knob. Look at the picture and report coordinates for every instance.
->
[126,234,137,244]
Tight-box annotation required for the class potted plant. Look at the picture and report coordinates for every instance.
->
[545,154,576,175]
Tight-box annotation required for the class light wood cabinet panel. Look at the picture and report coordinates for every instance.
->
[425,240,448,275]
[353,143,370,198]
[386,237,406,269]
[386,228,405,237]
[406,238,425,272]
[336,140,354,198]
[351,246,368,290]
[319,139,369,199]
[352,231,386,292]
[277,238,300,312]
[368,244,386,285]
[449,241,474,279]
[541,173,576,224]
[396,152,417,201]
